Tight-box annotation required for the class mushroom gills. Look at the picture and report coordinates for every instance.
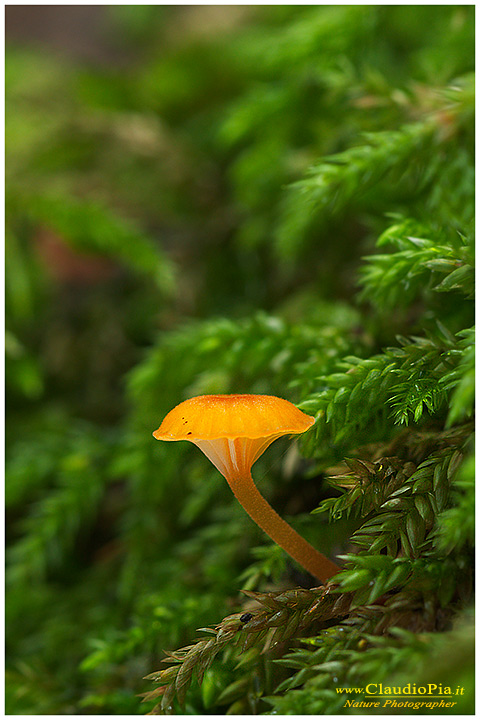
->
[193,435,283,480]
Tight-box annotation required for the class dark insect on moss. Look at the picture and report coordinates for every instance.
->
[240,612,254,623]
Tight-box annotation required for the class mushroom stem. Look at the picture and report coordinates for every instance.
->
[225,472,340,584]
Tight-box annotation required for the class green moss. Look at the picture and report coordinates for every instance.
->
[6,6,474,715]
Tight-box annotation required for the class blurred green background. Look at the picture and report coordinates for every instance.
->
[6,5,474,715]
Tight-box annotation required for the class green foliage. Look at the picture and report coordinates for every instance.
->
[6,420,113,585]
[143,585,353,714]
[6,5,474,716]
[275,122,436,262]
[28,193,176,294]
[434,453,475,554]
[360,223,474,310]
[267,613,474,715]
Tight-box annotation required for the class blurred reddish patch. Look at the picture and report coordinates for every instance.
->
[35,226,118,285]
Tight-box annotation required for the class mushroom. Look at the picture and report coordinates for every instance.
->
[153,394,340,583]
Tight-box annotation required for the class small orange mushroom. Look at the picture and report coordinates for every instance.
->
[153,394,340,583]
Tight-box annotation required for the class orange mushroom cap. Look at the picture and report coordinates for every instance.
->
[153,394,314,441]
[153,394,315,480]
